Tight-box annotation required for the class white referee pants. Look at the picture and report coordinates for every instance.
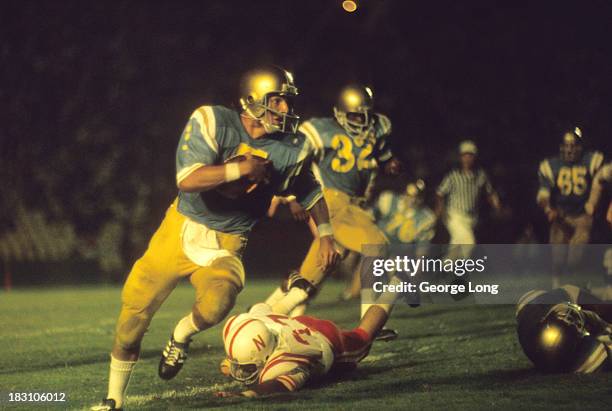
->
[445,209,476,259]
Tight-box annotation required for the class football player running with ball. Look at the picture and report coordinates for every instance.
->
[266,85,401,330]
[92,66,339,411]
[216,302,392,397]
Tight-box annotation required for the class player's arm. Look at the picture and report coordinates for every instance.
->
[217,363,311,398]
[215,381,288,398]
[217,380,297,398]
[240,380,293,397]
[585,163,611,215]
[536,159,558,222]
[382,156,402,175]
[373,115,401,175]
[179,153,269,193]
[176,107,269,193]
[283,155,339,269]
[309,198,339,270]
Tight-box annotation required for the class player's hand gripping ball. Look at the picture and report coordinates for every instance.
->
[216,153,271,199]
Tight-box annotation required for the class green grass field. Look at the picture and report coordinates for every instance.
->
[1,280,610,410]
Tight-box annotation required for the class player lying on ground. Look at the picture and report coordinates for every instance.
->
[215,302,391,397]
[516,285,612,373]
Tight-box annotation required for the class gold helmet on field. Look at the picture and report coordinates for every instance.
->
[239,66,299,134]
[559,126,584,162]
[333,84,374,138]
[517,302,589,372]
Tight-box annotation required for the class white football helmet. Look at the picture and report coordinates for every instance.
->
[222,316,277,385]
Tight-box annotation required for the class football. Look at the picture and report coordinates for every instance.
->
[215,154,270,199]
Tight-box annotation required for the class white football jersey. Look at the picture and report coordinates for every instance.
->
[224,304,334,391]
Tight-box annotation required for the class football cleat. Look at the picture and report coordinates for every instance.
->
[158,335,191,380]
[91,398,122,411]
[375,327,398,342]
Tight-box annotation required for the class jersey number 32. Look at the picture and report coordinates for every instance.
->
[331,134,374,173]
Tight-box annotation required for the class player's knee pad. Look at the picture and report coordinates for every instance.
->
[193,278,239,328]
[115,309,151,351]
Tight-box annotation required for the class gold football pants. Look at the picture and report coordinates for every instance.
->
[300,189,388,286]
[550,212,593,272]
[114,200,246,351]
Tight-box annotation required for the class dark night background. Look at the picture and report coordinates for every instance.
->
[1,0,610,284]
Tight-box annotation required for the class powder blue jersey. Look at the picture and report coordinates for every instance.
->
[299,115,392,198]
[176,105,321,234]
[372,191,436,244]
[537,151,604,215]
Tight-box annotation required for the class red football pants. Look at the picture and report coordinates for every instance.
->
[295,315,372,363]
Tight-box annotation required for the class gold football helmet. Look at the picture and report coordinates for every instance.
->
[239,66,299,134]
[333,84,374,138]
[560,127,583,162]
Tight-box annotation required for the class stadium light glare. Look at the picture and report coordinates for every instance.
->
[342,0,358,13]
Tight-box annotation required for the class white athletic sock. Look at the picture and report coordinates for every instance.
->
[360,287,377,318]
[361,302,374,318]
[264,287,287,306]
[107,355,136,408]
[173,313,201,343]
[272,288,308,315]
[289,303,307,317]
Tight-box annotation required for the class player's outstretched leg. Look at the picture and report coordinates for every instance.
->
[263,269,301,309]
[93,250,178,410]
[91,310,150,410]
[359,259,399,341]
[271,272,318,315]
[358,304,392,339]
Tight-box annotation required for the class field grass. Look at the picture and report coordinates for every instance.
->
[0,280,610,410]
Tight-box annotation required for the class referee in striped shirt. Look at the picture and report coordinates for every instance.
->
[435,140,501,257]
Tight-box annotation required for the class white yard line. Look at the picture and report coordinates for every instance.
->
[70,353,395,410]
[361,352,398,362]
[3,313,178,338]
[124,354,398,406]
[127,381,242,406]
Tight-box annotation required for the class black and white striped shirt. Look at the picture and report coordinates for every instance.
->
[437,168,494,215]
